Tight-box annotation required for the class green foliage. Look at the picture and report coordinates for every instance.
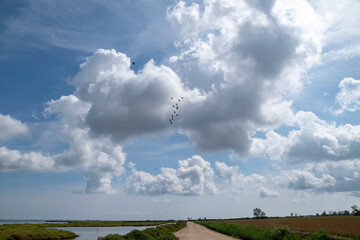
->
[98,221,186,240]
[308,231,332,240]
[0,224,78,240]
[195,221,350,240]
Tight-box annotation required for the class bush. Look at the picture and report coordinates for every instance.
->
[99,221,186,240]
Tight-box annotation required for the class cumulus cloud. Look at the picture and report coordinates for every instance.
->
[165,0,324,156]
[45,94,126,194]
[215,161,266,189]
[72,49,198,142]
[252,111,360,163]
[126,155,216,195]
[0,114,29,140]
[333,77,360,114]
[0,94,126,194]
[278,159,360,195]
[279,170,336,190]
[259,187,279,198]
[2,0,355,198]
[0,146,54,172]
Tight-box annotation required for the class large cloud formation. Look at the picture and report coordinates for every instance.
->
[1,0,360,198]
[165,0,323,155]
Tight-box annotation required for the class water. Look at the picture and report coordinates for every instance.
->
[51,226,151,240]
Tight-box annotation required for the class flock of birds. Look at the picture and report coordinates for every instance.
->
[131,61,184,125]
[169,96,184,124]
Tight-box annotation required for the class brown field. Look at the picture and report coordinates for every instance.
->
[218,216,360,238]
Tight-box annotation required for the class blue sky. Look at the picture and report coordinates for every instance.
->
[1,0,360,220]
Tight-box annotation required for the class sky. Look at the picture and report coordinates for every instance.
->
[0,0,360,220]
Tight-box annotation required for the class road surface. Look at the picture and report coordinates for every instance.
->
[174,222,238,240]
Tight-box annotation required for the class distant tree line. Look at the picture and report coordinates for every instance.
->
[316,205,360,216]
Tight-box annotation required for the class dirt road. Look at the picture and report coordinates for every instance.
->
[174,222,238,240]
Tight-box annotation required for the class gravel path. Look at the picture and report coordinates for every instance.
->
[174,222,239,240]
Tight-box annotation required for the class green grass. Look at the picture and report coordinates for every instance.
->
[0,224,78,240]
[195,221,353,240]
[98,221,186,240]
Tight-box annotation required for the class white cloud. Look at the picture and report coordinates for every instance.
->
[278,159,360,195]
[333,77,360,114]
[309,0,360,62]
[259,187,279,198]
[0,93,126,194]
[0,146,54,172]
[215,161,266,190]
[0,114,29,141]
[126,155,216,195]
[72,49,195,143]
[251,111,360,163]
[165,0,324,156]
[45,94,126,194]
[279,170,336,190]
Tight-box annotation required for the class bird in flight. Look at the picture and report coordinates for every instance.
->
[132,61,135,65]
[169,96,185,124]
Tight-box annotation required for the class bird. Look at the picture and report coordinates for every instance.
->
[176,107,179,110]
[132,61,135,65]
[174,111,176,113]
[172,115,174,117]
[178,99,180,102]
[176,114,178,116]
[171,97,173,100]
[173,105,175,107]
[181,97,184,99]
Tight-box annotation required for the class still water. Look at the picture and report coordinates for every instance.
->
[51,226,152,240]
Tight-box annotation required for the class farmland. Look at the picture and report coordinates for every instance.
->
[217,216,360,238]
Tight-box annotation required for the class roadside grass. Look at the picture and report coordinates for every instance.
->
[0,224,78,240]
[195,221,354,240]
[98,221,186,240]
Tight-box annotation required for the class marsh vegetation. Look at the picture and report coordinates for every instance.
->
[0,224,78,240]
[98,221,186,240]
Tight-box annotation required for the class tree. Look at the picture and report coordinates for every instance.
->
[253,208,266,218]
[351,205,360,216]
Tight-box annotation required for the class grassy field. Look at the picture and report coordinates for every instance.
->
[217,216,360,239]
[0,224,78,240]
[98,221,186,240]
[196,220,353,240]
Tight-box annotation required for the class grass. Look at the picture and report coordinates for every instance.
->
[0,224,78,240]
[218,216,360,239]
[195,221,354,240]
[98,221,186,240]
